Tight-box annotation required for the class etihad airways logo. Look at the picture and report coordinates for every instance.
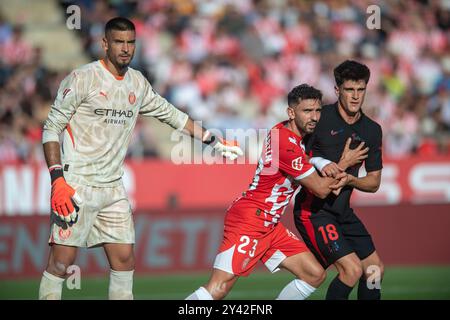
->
[94,108,134,125]
[94,108,134,117]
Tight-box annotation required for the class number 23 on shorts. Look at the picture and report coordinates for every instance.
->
[318,224,339,244]
[237,235,259,257]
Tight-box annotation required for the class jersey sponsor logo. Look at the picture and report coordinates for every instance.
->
[62,88,71,99]
[292,156,304,171]
[129,92,136,105]
[94,108,134,117]
[330,128,344,136]
[95,108,134,125]
[288,136,297,145]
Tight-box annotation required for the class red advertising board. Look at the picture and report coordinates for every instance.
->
[0,156,449,278]
[0,156,449,215]
[1,204,450,279]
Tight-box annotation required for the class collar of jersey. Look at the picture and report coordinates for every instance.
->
[274,120,303,141]
[99,59,126,81]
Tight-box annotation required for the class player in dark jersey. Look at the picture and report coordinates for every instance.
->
[293,60,384,300]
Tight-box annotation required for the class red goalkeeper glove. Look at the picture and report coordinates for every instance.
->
[49,166,82,223]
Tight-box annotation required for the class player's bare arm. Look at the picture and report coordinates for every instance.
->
[298,170,349,199]
[43,141,62,168]
[347,169,381,193]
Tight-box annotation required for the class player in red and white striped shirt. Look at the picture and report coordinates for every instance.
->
[187,84,350,300]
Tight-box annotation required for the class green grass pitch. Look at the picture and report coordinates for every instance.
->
[1,265,450,300]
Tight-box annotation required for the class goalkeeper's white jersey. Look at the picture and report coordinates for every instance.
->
[43,60,188,187]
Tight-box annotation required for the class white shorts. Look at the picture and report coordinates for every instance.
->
[48,180,135,248]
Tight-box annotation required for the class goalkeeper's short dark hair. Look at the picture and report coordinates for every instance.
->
[287,84,323,108]
[334,60,371,86]
[105,17,135,36]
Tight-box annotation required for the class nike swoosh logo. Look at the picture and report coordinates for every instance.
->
[331,129,344,136]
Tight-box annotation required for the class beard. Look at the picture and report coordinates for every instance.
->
[304,121,317,134]
[116,57,131,69]
[107,51,132,69]
[116,61,129,69]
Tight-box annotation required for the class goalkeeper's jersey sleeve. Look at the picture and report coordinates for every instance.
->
[42,60,188,187]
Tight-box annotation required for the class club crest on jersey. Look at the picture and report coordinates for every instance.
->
[288,136,297,145]
[129,92,136,105]
[59,228,72,240]
[292,156,304,171]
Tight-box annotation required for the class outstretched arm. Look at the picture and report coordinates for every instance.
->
[140,80,243,161]
[181,118,243,160]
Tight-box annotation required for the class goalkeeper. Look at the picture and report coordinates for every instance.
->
[39,17,242,300]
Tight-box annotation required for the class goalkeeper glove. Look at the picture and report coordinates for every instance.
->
[49,165,82,223]
[203,131,243,161]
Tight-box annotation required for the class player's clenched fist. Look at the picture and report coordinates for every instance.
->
[49,165,82,223]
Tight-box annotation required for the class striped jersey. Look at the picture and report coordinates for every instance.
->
[237,121,315,227]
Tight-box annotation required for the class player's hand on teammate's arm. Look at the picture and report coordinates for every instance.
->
[49,165,82,223]
[338,138,369,169]
[203,130,243,161]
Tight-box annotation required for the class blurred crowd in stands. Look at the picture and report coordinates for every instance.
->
[0,0,449,163]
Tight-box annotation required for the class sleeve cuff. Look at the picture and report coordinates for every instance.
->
[175,112,189,131]
[309,157,332,172]
[42,130,60,144]
[295,166,316,180]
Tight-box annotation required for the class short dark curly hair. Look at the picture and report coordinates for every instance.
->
[334,60,371,86]
[287,84,322,108]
